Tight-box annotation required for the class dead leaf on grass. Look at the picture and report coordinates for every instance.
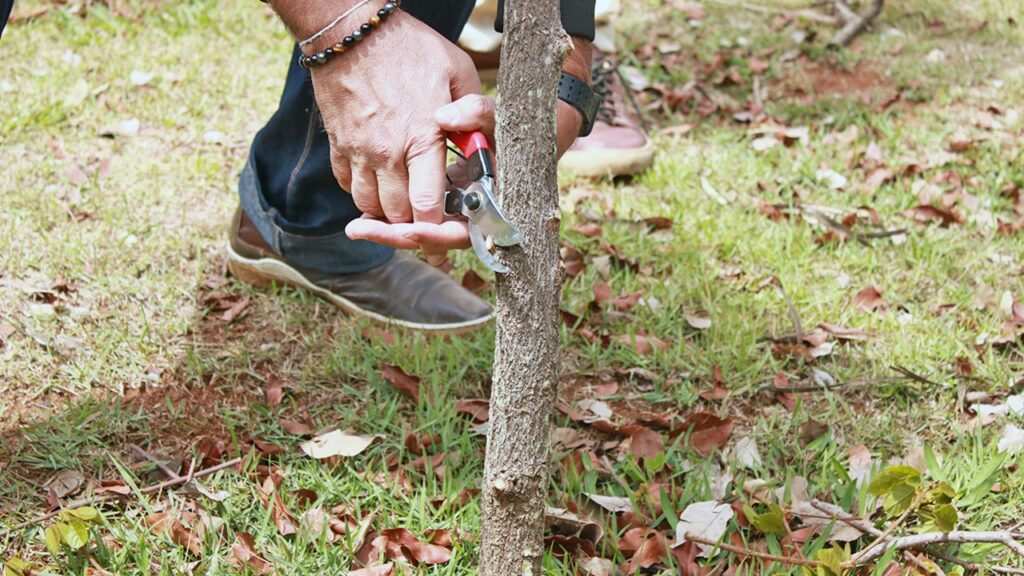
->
[627,427,665,461]
[221,296,250,322]
[300,430,382,459]
[280,417,315,436]
[684,311,712,330]
[673,412,733,455]
[348,563,394,576]
[455,399,490,422]
[378,528,453,565]
[586,493,634,514]
[698,366,729,401]
[673,500,734,557]
[545,506,604,544]
[613,333,669,355]
[45,469,85,499]
[230,532,273,575]
[460,270,488,294]
[853,286,888,312]
[265,374,287,407]
[619,527,668,573]
[380,364,420,403]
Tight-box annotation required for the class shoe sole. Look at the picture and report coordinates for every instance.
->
[225,243,493,335]
[558,140,656,178]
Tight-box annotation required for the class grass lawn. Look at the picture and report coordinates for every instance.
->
[2,0,1023,573]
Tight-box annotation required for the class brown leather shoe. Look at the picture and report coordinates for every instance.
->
[559,50,655,178]
[226,209,493,334]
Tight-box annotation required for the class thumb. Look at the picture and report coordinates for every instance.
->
[435,94,496,136]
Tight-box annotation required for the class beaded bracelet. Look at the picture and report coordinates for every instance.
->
[299,1,398,69]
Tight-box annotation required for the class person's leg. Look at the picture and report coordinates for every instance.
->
[230,1,492,332]
[460,0,653,178]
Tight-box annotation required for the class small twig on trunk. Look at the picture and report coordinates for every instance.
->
[0,457,242,540]
[830,0,886,47]
[683,533,822,568]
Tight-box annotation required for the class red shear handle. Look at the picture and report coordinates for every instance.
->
[449,131,490,158]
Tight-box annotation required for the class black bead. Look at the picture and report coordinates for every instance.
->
[377,8,388,18]
[325,47,334,57]
[315,52,327,64]
[360,23,372,34]
[342,35,355,47]
[352,30,363,41]
[384,2,396,12]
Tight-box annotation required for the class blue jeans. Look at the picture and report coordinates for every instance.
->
[239,2,475,274]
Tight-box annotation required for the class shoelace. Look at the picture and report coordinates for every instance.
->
[590,54,649,132]
[591,55,619,124]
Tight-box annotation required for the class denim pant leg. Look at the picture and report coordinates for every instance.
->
[239,0,476,275]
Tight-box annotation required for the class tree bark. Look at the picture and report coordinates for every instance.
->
[478,0,569,574]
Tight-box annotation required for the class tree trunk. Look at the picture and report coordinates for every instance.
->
[478,0,569,574]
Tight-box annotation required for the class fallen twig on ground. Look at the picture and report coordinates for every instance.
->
[683,532,823,568]
[704,0,838,24]
[129,443,182,480]
[831,0,885,47]
[0,457,242,540]
[851,531,1024,565]
[811,500,1024,571]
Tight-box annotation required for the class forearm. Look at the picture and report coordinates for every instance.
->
[268,0,358,41]
[556,36,592,155]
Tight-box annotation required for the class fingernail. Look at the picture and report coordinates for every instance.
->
[436,106,460,124]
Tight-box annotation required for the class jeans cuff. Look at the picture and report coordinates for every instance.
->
[238,155,395,275]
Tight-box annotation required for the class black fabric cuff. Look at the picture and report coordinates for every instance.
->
[494,0,596,41]
[0,0,13,39]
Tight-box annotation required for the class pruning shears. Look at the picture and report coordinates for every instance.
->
[445,131,523,274]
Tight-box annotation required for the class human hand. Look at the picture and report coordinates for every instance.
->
[346,75,589,256]
[307,7,480,248]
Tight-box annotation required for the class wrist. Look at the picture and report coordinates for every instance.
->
[300,1,388,55]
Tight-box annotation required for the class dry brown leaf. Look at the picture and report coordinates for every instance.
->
[265,374,286,407]
[221,296,250,322]
[380,364,420,403]
[613,333,669,355]
[280,417,315,436]
[853,286,888,312]
[347,563,394,576]
[455,399,490,422]
[378,528,453,565]
[45,469,85,499]
[460,269,487,295]
[628,426,665,461]
[673,412,733,455]
[230,532,273,575]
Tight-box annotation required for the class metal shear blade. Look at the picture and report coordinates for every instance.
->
[445,178,523,274]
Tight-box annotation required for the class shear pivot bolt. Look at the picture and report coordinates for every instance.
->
[464,192,481,211]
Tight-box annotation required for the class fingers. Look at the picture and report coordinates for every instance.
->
[376,167,413,223]
[406,143,447,225]
[448,50,483,101]
[346,217,471,251]
[331,156,353,192]
[434,94,496,138]
[350,165,384,219]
